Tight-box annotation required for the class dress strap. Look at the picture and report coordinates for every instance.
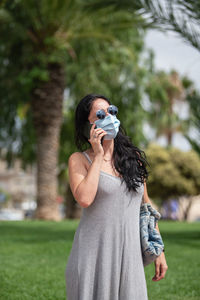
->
[82,151,92,164]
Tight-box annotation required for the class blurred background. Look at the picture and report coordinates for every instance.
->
[0,1,200,299]
[0,0,199,222]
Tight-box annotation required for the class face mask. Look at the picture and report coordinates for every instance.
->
[94,114,120,140]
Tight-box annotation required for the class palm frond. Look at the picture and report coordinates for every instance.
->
[140,0,200,51]
[85,0,200,51]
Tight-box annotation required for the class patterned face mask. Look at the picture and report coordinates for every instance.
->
[94,114,120,140]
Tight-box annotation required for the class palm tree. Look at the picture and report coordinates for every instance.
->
[145,70,190,146]
[140,0,200,51]
[184,87,200,155]
[0,1,148,220]
[88,1,200,51]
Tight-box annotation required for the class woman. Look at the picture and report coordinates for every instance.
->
[65,94,168,300]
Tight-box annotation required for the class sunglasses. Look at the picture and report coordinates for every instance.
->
[96,105,118,120]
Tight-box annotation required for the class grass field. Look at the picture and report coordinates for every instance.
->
[0,220,200,300]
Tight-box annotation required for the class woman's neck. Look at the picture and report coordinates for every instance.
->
[102,139,114,157]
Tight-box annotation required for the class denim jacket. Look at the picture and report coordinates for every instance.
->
[140,203,165,267]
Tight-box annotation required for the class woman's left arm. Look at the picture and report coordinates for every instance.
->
[143,180,168,281]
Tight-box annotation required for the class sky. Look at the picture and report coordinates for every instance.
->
[143,29,200,151]
[145,30,200,90]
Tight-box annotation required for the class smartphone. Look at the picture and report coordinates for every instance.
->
[84,121,104,144]
[83,121,96,139]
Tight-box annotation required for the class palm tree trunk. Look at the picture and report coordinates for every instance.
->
[31,62,65,220]
[166,92,174,146]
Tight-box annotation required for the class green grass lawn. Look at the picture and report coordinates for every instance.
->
[0,220,200,300]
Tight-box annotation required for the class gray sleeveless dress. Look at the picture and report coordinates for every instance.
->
[65,151,148,300]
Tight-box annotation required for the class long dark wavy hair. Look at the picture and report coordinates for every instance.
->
[74,94,150,193]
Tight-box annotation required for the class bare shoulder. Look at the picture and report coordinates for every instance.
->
[68,149,93,163]
[68,151,88,171]
[68,149,93,174]
[68,151,83,162]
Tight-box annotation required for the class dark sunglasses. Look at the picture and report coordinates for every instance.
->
[96,105,118,120]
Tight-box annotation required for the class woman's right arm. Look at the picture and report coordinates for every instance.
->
[68,123,107,208]
[68,152,103,208]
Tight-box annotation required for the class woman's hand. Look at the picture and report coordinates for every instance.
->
[152,252,168,281]
[88,123,107,157]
